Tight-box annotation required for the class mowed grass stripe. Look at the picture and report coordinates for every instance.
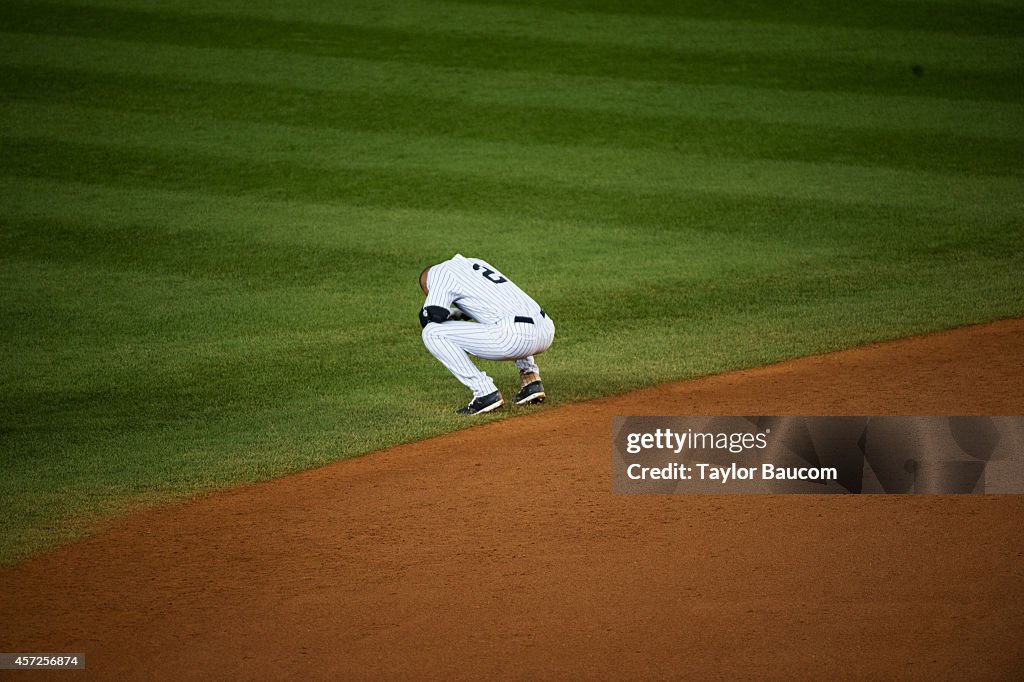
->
[4,33,1021,142]
[2,2,1021,102]
[5,68,1023,178]
[27,0,1024,68]
[450,0,1024,36]
[0,178,588,261]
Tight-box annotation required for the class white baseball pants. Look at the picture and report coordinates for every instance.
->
[422,315,555,397]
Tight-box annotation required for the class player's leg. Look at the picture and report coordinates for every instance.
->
[513,356,546,405]
[514,358,541,389]
[421,321,502,398]
[510,314,555,406]
[515,357,539,380]
[421,317,555,408]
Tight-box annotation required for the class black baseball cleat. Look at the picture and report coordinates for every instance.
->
[456,390,504,415]
[514,380,546,405]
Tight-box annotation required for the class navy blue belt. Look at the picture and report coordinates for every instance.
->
[514,310,546,325]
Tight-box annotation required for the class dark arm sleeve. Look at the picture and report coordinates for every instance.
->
[419,305,451,328]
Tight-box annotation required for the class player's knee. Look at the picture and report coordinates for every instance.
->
[421,323,444,348]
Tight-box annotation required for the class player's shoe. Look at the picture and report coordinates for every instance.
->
[514,380,545,405]
[457,390,504,415]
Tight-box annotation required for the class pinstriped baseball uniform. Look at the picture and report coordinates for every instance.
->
[421,254,555,398]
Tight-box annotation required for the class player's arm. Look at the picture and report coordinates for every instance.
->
[419,264,457,328]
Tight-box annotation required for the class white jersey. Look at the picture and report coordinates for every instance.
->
[424,254,543,324]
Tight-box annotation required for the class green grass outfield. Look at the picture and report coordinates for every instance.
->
[2,0,1022,563]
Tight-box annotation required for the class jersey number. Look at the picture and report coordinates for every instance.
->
[472,263,507,284]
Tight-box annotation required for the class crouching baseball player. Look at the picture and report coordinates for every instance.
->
[419,254,555,415]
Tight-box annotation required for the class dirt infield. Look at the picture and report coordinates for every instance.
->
[3,319,1023,680]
